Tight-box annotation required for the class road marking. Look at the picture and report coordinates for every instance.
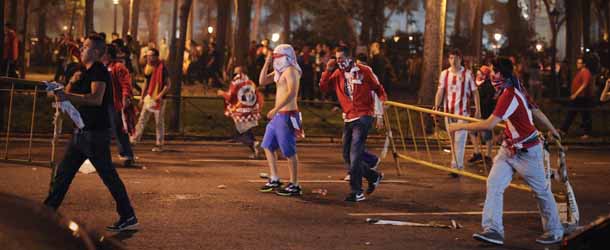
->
[191,159,342,164]
[247,179,412,184]
[348,211,538,217]
[582,162,609,165]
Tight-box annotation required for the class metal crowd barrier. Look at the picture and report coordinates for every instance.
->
[383,100,539,194]
[0,77,58,168]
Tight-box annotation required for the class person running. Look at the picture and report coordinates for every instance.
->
[448,57,564,246]
[44,35,138,232]
[131,48,171,152]
[433,49,481,177]
[319,46,387,202]
[218,66,263,159]
[258,44,304,196]
[102,45,136,167]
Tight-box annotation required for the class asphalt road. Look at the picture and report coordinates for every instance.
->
[0,141,609,250]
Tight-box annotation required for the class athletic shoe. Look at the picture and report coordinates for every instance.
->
[151,145,163,152]
[345,192,366,202]
[371,157,382,171]
[259,179,282,193]
[366,172,384,194]
[468,153,483,163]
[123,159,135,168]
[473,230,504,245]
[535,233,562,245]
[106,216,139,232]
[343,174,351,181]
[276,183,302,196]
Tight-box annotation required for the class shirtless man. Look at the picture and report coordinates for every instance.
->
[258,44,304,196]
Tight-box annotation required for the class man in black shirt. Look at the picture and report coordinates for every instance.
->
[44,35,138,232]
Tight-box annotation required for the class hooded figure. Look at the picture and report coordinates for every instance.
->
[272,44,302,83]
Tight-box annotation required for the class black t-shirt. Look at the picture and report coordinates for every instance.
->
[69,61,113,131]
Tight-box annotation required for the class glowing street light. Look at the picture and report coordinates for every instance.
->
[535,44,543,52]
[494,33,502,42]
[271,33,280,43]
[408,35,414,41]
[207,26,214,34]
[393,35,400,42]
[62,25,68,31]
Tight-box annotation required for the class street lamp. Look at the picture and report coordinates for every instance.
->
[271,33,280,43]
[113,0,119,34]
[393,35,400,43]
[62,25,68,31]
[408,35,413,41]
[207,26,214,34]
[535,43,543,52]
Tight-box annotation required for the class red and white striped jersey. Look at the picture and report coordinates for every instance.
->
[492,87,539,148]
[438,67,476,116]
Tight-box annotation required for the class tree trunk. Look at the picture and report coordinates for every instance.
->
[144,0,161,43]
[469,0,484,64]
[85,0,94,35]
[235,0,251,67]
[19,0,30,79]
[215,0,230,73]
[168,0,193,132]
[506,0,529,55]
[251,0,263,41]
[565,0,583,80]
[129,0,141,39]
[34,0,49,66]
[418,0,447,105]
[8,0,17,26]
[282,0,291,43]
[454,0,462,35]
[371,0,385,42]
[169,0,178,64]
[583,0,591,48]
[121,0,130,38]
[0,0,5,62]
[360,0,372,44]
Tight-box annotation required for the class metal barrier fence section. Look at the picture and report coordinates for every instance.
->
[0,77,58,167]
[382,100,538,194]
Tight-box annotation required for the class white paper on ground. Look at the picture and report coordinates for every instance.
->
[78,159,96,174]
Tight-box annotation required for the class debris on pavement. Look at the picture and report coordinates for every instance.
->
[259,172,269,179]
[217,185,227,189]
[312,189,328,196]
[366,218,462,229]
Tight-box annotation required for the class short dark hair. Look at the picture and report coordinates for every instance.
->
[106,44,118,59]
[148,48,160,56]
[492,57,514,78]
[448,48,462,58]
[334,46,351,56]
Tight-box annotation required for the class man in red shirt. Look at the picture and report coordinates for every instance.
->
[560,57,593,139]
[319,46,387,202]
[2,22,19,77]
[102,45,136,166]
[448,57,564,246]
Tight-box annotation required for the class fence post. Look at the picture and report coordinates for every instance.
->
[3,82,15,160]
[27,85,38,162]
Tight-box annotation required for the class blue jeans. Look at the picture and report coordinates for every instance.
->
[343,116,380,194]
[482,144,563,237]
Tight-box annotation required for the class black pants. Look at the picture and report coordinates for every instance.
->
[560,97,593,135]
[235,129,255,151]
[1,59,18,78]
[44,129,135,219]
[111,110,134,159]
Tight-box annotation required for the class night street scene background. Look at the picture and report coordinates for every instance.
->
[1,0,610,249]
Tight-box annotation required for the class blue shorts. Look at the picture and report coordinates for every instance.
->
[261,113,298,157]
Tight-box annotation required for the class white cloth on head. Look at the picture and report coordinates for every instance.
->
[273,44,302,83]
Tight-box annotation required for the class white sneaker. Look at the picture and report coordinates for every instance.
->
[343,174,351,181]
[152,146,163,152]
